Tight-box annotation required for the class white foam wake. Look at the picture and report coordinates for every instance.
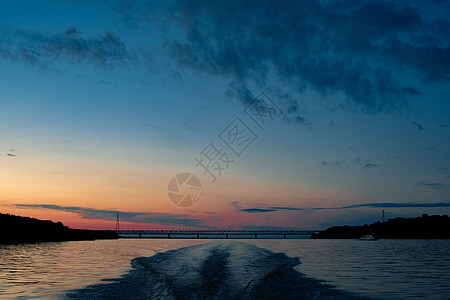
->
[68,242,357,299]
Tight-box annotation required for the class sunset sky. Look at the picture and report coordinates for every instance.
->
[1,0,449,230]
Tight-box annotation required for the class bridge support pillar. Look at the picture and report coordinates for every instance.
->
[226,233,228,239]
[197,233,199,239]
[255,233,257,239]
[284,233,286,239]
[168,233,170,239]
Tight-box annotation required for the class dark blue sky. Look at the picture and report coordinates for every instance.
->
[1,0,449,229]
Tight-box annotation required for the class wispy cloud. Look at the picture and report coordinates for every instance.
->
[321,157,380,169]
[364,162,380,169]
[417,181,444,190]
[412,121,424,130]
[354,157,381,169]
[232,201,450,214]
[0,25,127,69]
[180,118,195,131]
[12,204,203,226]
[321,160,342,167]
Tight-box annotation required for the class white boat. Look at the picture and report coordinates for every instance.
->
[358,234,378,241]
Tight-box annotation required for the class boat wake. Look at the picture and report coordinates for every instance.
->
[68,242,356,299]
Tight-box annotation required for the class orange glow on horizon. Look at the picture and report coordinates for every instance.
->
[1,152,365,230]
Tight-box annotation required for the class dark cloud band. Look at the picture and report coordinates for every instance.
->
[233,201,450,214]
[12,204,203,226]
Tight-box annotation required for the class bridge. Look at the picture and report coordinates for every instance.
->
[115,230,322,239]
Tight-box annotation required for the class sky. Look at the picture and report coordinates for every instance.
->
[1,0,449,230]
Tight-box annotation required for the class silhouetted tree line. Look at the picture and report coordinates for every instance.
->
[311,214,450,239]
[0,212,118,244]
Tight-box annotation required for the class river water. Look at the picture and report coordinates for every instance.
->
[1,239,449,299]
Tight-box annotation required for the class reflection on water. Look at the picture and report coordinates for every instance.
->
[247,239,450,299]
[1,239,450,299]
[0,240,207,299]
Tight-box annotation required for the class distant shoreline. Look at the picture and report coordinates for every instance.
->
[312,214,450,239]
[0,212,117,245]
[3,212,449,244]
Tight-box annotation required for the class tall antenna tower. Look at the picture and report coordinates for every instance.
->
[115,212,120,231]
[382,210,386,223]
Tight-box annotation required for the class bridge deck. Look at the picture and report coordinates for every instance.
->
[115,230,321,239]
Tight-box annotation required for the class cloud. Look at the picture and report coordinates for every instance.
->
[354,157,380,169]
[321,157,380,169]
[162,0,450,113]
[417,181,444,190]
[232,201,450,214]
[3,0,449,117]
[181,118,195,131]
[321,160,342,167]
[412,121,424,130]
[3,1,448,117]
[364,162,380,169]
[12,204,203,226]
[240,208,278,213]
[231,201,279,213]
[5,149,17,157]
[0,25,127,69]
[346,202,450,208]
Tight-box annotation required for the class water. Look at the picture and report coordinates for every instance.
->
[1,239,449,299]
